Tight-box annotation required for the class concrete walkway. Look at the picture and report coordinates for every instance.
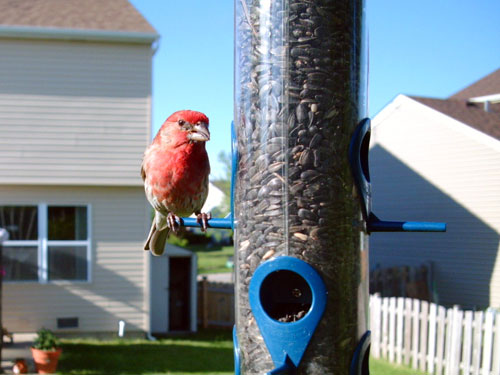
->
[1,334,35,374]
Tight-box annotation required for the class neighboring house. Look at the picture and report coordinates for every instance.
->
[369,68,500,309]
[0,0,197,335]
[202,182,226,214]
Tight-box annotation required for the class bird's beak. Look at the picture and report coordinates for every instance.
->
[188,122,210,142]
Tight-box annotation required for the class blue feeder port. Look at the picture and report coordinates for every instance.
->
[248,256,327,374]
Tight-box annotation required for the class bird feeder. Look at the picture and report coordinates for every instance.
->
[233,0,370,372]
[178,0,445,373]
[231,0,444,374]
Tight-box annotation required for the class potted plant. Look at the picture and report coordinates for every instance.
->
[31,328,62,374]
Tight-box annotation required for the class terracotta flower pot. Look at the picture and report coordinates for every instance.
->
[31,347,62,374]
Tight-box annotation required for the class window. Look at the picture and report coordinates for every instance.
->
[0,204,91,282]
[0,206,38,281]
[47,206,89,281]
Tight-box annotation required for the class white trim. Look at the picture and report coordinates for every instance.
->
[3,241,38,246]
[0,25,159,44]
[371,94,404,131]
[0,179,144,187]
[87,204,92,283]
[0,228,8,243]
[39,203,48,283]
[47,241,88,246]
[467,93,500,103]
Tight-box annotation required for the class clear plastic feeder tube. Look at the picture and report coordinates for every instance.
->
[234,0,368,373]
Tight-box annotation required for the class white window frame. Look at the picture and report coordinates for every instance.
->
[2,203,92,284]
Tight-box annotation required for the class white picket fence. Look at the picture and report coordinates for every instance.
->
[370,294,500,375]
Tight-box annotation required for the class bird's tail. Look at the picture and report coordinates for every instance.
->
[144,220,170,256]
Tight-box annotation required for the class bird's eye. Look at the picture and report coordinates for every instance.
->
[178,119,185,126]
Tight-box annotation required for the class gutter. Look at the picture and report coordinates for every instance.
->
[467,93,500,104]
[0,25,159,45]
[467,93,500,112]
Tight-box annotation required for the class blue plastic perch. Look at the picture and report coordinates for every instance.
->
[175,215,233,230]
[367,214,446,233]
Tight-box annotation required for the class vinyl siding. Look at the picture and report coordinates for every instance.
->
[0,38,151,186]
[1,185,151,333]
[370,95,500,309]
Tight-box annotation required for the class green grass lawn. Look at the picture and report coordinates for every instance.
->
[370,357,427,375]
[59,330,233,375]
[190,244,233,274]
[58,329,424,375]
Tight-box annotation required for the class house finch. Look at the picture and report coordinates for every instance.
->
[141,110,211,255]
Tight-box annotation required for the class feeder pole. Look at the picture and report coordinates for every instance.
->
[234,0,369,373]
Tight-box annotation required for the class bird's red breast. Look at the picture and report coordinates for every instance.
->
[142,110,210,217]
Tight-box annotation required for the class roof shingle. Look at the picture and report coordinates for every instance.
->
[0,0,156,34]
[450,68,500,100]
[411,96,500,141]
[408,68,500,141]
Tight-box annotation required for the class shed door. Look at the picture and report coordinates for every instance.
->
[168,257,191,331]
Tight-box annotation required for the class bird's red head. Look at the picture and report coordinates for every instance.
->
[156,110,210,146]
[166,110,209,126]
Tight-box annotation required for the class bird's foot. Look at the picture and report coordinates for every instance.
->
[167,212,181,233]
[196,212,212,232]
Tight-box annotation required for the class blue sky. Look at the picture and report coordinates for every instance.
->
[130,0,500,179]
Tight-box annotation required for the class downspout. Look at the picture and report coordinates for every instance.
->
[0,25,159,44]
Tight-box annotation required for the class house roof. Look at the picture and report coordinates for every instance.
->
[0,0,156,37]
[411,96,500,140]
[450,68,500,100]
[409,68,500,141]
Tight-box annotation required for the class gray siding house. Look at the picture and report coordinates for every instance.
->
[0,0,170,334]
[369,69,500,309]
